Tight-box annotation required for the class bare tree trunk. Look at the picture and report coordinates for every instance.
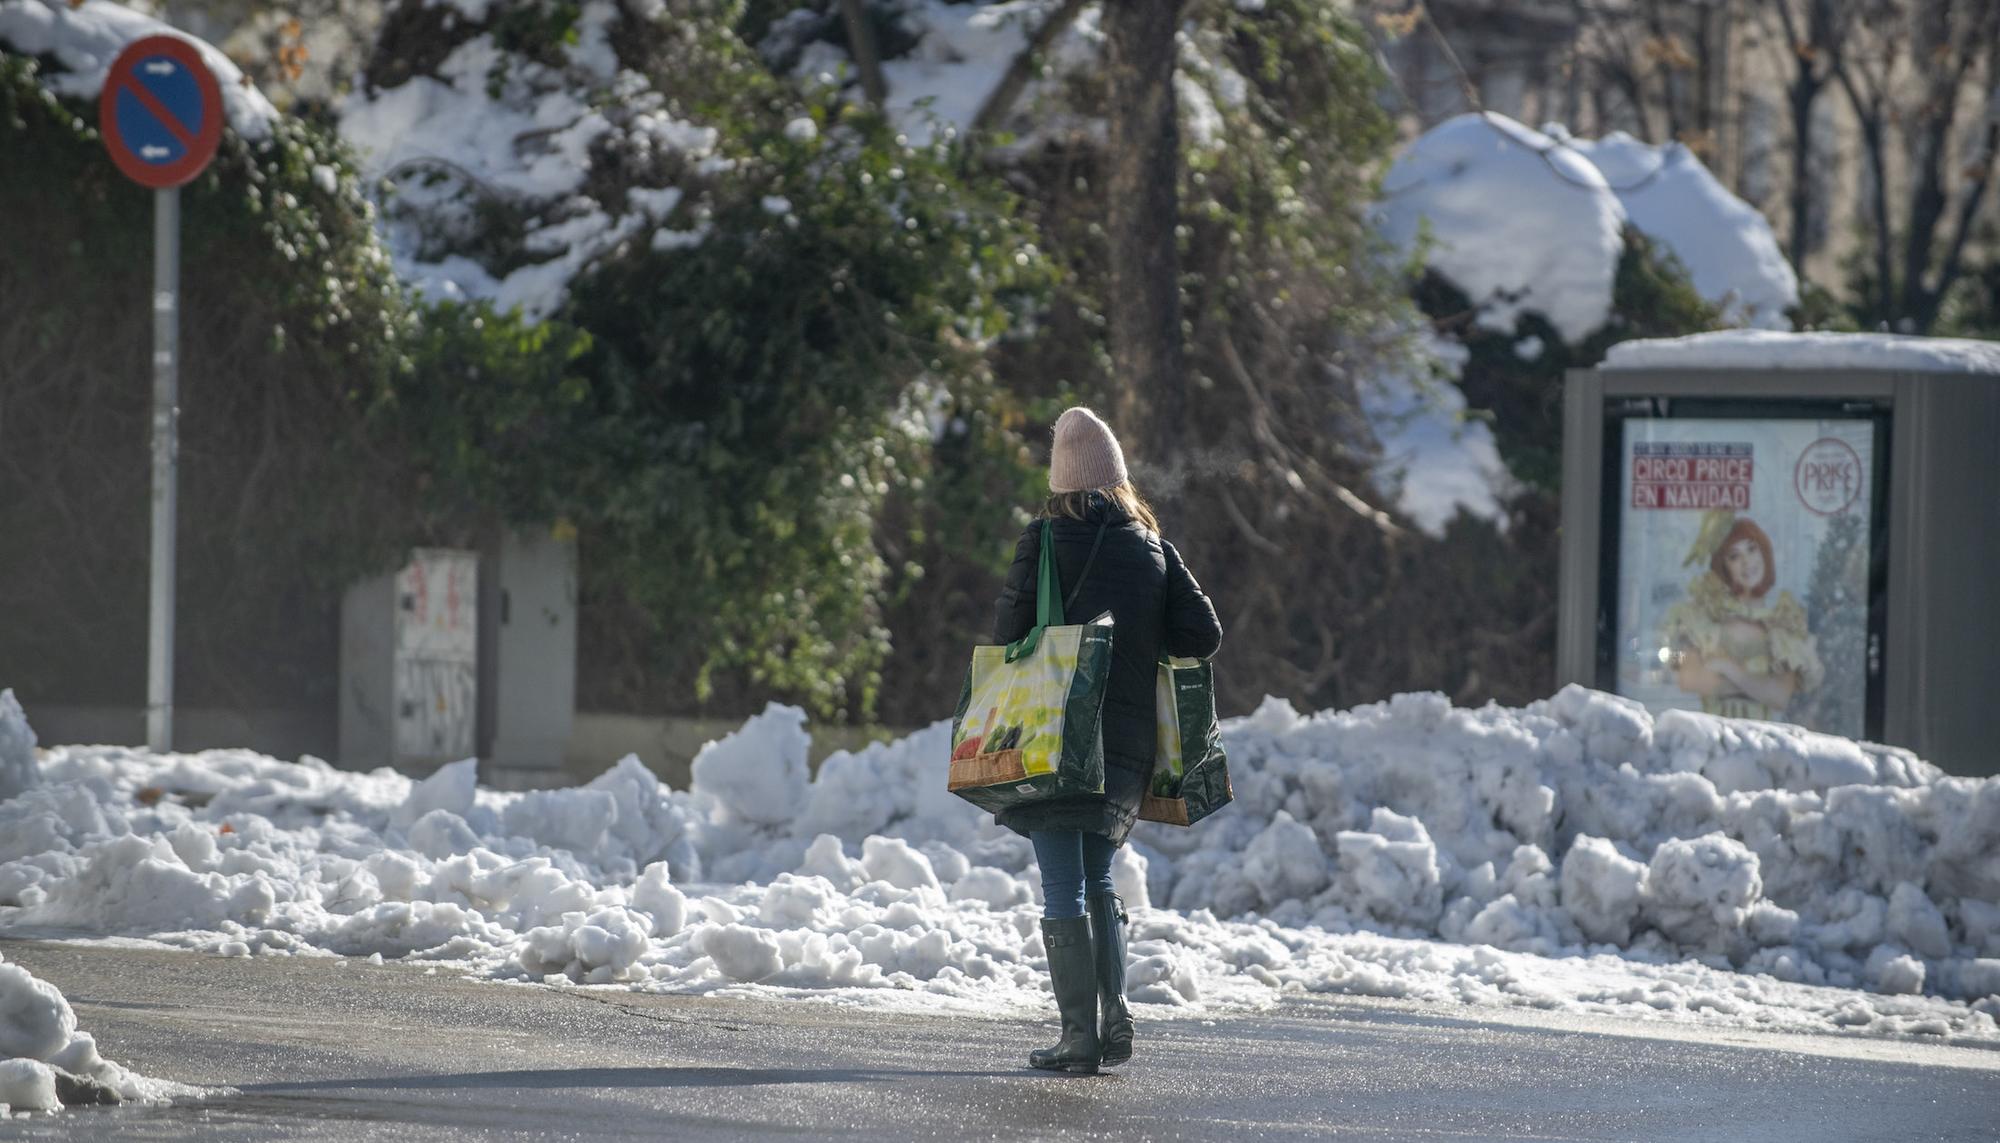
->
[971,0,1089,134]
[1104,0,1187,477]
[1648,1,1683,142]
[1895,1,2000,330]
[1830,29,1894,324]
[1900,108,1957,325]
[1784,75,1817,271]
[1696,0,1720,150]
[1857,111,1894,321]
[1768,0,1828,272]
[1566,0,1584,128]
[839,0,888,108]
[1920,112,2000,331]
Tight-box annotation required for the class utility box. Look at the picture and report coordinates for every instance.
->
[1559,332,2000,776]
[340,548,479,769]
[340,534,576,780]
[477,529,577,786]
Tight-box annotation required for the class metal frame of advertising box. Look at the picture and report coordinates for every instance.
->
[1560,365,2000,776]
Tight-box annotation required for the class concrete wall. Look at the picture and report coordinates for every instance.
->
[23,702,916,791]
[26,704,336,763]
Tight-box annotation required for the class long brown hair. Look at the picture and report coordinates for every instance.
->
[1045,480,1160,534]
[1709,518,1777,599]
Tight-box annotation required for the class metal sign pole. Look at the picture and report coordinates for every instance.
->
[100,37,215,755]
[147,185,179,753]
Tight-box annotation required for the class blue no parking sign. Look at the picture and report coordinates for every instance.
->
[98,35,222,188]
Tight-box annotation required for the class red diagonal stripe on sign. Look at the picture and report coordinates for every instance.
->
[113,68,200,152]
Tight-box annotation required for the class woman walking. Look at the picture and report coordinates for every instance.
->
[991,407,1223,1073]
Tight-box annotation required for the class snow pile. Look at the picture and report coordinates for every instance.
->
[0,690,37,802]
[0,0,277,138]
[1380,113,1797,342]
[1603,330,2000,374]
[0,950,195,1112]
[1,693,1997,1042]
[337,0,720,317]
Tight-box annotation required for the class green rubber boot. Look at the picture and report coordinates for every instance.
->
[1089,892,1132,1066]
[1028,915,1101,1074]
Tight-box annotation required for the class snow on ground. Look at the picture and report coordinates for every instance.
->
[0,0,277,138]
[1380,113,1798,341]
[1,687,1996,1046]
[0,945,199,1113]
[1604,330,2000,374]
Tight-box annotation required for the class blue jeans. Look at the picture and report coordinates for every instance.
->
[1031,829,1118,919]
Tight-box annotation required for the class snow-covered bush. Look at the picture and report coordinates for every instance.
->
[1382,113,1796,342]
[1366,111,1797,526]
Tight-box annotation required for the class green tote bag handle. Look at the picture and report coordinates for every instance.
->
[1003,518,1110,663]
[1005,520,1064,662]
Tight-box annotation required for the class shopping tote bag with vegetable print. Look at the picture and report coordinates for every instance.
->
[947,520,1112,814]
[1139,656,1232,826]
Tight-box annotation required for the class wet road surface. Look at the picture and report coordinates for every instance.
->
[1,938,1994,1141]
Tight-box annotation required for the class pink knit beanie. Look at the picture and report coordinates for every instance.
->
[1048,406,1128,493]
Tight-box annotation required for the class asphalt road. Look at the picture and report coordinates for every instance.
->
[0,938,1994,1141]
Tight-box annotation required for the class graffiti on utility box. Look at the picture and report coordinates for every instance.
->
[393,549,477,759]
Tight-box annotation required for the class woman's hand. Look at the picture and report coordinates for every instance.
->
[1732,664,1799,711]
[1709,656,1748,690]
[1705,651,1799,710]
[1673,647,1726,698]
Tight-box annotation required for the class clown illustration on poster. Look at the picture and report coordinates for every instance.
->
[1612,416,1875,738]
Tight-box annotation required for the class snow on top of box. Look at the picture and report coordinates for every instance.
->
[0,0,276,139]
[1604,330,2000,374]
[1380,113,1797,342]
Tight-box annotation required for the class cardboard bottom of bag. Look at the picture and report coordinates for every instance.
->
[948,749,1059,815]
[947,746,1117,815]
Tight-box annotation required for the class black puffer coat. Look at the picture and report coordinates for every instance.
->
[990,493,1223,844]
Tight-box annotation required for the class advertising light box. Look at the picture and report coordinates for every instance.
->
[1599,400,1889,740]
[1562,336,2000,776]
